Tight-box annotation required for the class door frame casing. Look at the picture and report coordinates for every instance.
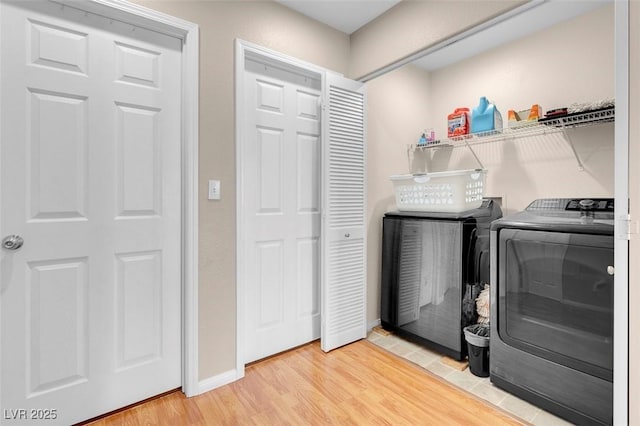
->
[235,39,328,377]
[614,0,629,423]
[0,0,200,398]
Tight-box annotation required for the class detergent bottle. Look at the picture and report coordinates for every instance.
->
[447,108,470,138]
[471,97,503,134]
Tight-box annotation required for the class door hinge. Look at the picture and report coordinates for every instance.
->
[616,215,639,240]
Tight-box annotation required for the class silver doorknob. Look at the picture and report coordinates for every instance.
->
[2,235,24,251]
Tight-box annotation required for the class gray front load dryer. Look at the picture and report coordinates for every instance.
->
[490,198,614,426]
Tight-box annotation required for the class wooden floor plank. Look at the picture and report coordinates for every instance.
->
[86,340,525,425]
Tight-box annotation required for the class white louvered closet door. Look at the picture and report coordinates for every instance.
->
[321,73,367,352]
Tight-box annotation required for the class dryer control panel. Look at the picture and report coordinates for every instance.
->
[565,198,614,212]
[526,198,614,213]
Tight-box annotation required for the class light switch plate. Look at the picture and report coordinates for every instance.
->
[208,180,221,200]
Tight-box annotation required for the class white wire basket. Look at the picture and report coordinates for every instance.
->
[390,169,487,213]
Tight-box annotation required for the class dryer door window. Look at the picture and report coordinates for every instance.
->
[497,229,614,381]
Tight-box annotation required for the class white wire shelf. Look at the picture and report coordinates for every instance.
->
[407,107,615,171]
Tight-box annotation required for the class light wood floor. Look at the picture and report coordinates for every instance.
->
[86,340,525,425]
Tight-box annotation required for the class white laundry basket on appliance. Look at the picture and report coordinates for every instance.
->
[390,169,487,213]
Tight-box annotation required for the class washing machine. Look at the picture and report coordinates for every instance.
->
[490,198,614,425]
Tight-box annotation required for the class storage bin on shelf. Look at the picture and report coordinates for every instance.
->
[390,169,487,213]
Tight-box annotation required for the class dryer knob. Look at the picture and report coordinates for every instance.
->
[579,199,595,219]
[579,199,595,209]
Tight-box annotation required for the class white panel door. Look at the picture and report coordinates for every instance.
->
[321,73,367,352]
[0,2,181,424]
[242,56,322,363]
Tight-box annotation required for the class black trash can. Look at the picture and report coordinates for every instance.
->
[463,324,490,377]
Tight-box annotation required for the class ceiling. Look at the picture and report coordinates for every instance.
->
[275,0,612,76]
[275,0,401,34]
[412,0,611,71]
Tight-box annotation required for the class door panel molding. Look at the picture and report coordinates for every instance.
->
[239,43,323,364]
[0,0,199,403]
[235,40,367,374]
[235,40,327,376]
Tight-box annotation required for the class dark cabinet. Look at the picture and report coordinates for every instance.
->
[380,200,501,360]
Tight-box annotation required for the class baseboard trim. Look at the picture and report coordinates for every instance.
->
[367,319,381,332]
[195,369,243,396]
